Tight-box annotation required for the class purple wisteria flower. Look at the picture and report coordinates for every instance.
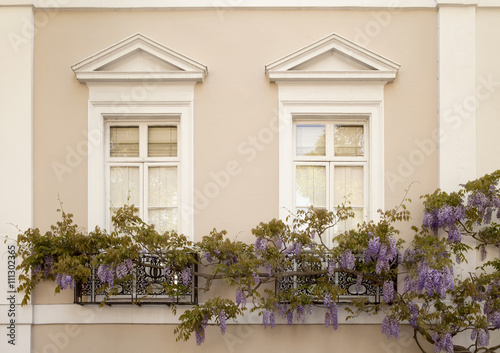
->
[205,252,212,263]
[468,190,500,224]
[262,310,270,329]
[409,261,454,298]
[383,281,394,303]
[33,264,42,274]
[388,236,398,259]
[328,260,335,277]
[269,311,275,328]
[294,242,303,256]
[477,329,490,347]
[55,273,75,290]
[295,304,306,323]
[44,255,54,278]
[448,226,462,242]
[340,250,355,270]
[195,327,205,345]
[219,310,226,335]
[264,263,272,277]
[115,263,128,279]
[195,315,209,345]
[423,205,465,234]
[365,236,380,262]
[489,311,500,329]
[277,304,288,320]
[409,302,418,329]
[181,267,191,286]
[286,311,293,325]
[236,289,246,308]
[252,272,260,284]
[255,237,267,253]
[433,333,453,353]
[381,316,400,340]
[125,259,133,271]
[276,237,283,250]
[471,329,477,341]
[376,244,388,274]
[324,294,338,330]
[97,264,115,287]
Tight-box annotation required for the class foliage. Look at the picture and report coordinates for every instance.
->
[13,172,500,353]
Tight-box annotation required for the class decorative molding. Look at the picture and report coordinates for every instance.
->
[266,32,400,83]
[25,303,385,325]
[4,0,500,8]
[72,33,208,83]
[72,34,204,239]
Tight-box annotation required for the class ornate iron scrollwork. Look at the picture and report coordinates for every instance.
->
[74,254,198,305]
[276,253,396,304]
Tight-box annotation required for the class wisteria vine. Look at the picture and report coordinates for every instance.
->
[13,171,500,353]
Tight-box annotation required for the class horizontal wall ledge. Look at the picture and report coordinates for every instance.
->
[0,303,387,326]
[1,0,499,9]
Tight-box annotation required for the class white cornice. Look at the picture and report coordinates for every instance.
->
[265,32,400,84]
[2,0,499,8]
[72,33,208,84]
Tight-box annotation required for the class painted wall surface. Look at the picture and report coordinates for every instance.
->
[33,8,438,236]
[32,323,432,353]
[29,8,438,350]
[476,8,500,177]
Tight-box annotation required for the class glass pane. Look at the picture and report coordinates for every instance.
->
[149,208,177,233]
[334,125,364,156]
[296,124,326,156]
[336,208,364,234]
[110,126,139,157]
[334,166,364,206]
[148,167,177,207]
[148,126,177,157]
[110,167,140,206]
[295,165,326,208]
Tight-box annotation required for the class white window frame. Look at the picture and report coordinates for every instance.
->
[88,101,194,238]
[105,119,181,232]
[279,101,384,225]
[292,118,369,228]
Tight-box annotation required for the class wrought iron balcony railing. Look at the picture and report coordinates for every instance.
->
[74,254,198,305]
[276,254,397,304]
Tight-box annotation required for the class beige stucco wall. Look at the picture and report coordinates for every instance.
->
[33,8,438,235]
[476,8,500,177]
[31,8,438,349]
[32,323,432,353]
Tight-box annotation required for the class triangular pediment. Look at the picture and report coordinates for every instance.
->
[72,33,207,83]
[266,33,399,83]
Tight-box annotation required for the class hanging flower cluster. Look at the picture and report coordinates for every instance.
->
[55,273,75,290]
[423,205,465,241]
[97,259,134,287]
[403,261,454,298]
[381,315,401,340]
[323,294,338,330]
[432,332,453,353]
[364,234,398,274]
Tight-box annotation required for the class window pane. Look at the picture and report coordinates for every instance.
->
[149,209,177,233]
[295,165,326,208]
[110,167,140,206]
[110,127,139,157]
[336,208,364,234]
[148,166,177,207]
[334,125,364,156]
[148,126,177,157]
[334,166,364,206]
[296,124,326,156]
